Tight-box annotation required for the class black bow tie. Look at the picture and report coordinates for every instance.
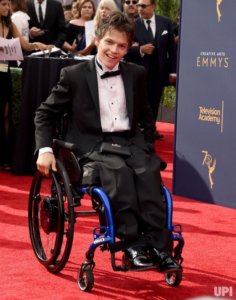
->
[100,70,121,79]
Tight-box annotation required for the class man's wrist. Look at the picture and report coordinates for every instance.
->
[39,147,53,156]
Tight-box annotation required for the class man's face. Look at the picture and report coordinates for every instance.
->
[137,0,155,19]
[95,29,129,70]
[123,0,138,16]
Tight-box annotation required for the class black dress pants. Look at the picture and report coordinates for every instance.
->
[86,140,171,251]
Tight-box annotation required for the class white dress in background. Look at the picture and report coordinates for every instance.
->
[11,11,30,42]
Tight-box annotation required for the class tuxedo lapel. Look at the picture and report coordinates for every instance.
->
[85,59,100,116]
[154,15,162,45]
[120,63,133,124]
[139,18,147,35]
[137,19,150,44]
[44,0,51,27]
[29,0,40,25]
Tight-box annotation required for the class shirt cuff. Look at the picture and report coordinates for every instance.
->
[39,147,53,156]
[140,48,145,57]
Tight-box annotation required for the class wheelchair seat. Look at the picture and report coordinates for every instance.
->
[28,139,184,292]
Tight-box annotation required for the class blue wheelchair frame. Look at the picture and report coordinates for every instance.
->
[77,184,184,275]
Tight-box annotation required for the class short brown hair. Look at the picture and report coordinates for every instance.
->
[11,0,27,12]
[95,11,134,47]
[77,0,95,19]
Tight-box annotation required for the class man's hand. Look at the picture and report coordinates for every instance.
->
[140,43,155,55]
[30,27,45,38]
[36,152,57,176]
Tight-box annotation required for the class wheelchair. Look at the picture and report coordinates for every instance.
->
[28,139,184,292]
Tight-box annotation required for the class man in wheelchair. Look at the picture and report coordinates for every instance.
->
[35,11,181,273]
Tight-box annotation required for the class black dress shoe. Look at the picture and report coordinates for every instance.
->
[124,246,153,270]
[149,248,182,273]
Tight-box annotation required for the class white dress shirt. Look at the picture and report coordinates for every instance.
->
[34,0,47,22]
[143,13,156,37]
[95,57,130,132]
[139,14,156,57]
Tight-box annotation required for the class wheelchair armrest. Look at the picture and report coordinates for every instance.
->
[53,139,81,183]
[53,139,77,152]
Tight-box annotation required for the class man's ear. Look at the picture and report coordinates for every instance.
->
[94,36,100,47]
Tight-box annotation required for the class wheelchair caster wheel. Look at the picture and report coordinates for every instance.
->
[77,268,94,292]
[164,271,182,287]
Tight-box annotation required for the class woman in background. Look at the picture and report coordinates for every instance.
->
[0,0,51,170]
[11,0,30,41]
[71,0,80,19]
[62,0,95,55]
[63,1,79,23]
[94,0,118,28]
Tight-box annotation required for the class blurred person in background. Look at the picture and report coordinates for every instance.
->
[71,0,80,18]
[62,0,96,55]
[126,0,176,139]
[11,0,30,41]
[27,0,66,48]
[94,0,118,28]
[0,0,51,171]
[122,0,138,21]
[63,5,73,22]
[63,0,80,22]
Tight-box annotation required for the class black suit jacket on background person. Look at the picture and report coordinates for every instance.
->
[126,15,176,119]
[27,0,66,47]
[35,58,155,156]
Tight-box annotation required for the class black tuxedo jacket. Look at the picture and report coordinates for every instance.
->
[27,0,66,47]
[35,58,155,156]
[127,15,176,86]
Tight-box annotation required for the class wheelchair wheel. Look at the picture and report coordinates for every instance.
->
[77,268,94,292]
[28,170,64,266]
[164,271,182,287]
[46,159,75,273]
[28,159,75,272]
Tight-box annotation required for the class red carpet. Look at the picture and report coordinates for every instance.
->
[0,122,236,300]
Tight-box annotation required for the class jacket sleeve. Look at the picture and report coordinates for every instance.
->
[53,2,66,48]
[34,67,71,152]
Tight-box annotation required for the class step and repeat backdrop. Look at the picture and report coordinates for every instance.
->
[173,0,236,209]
